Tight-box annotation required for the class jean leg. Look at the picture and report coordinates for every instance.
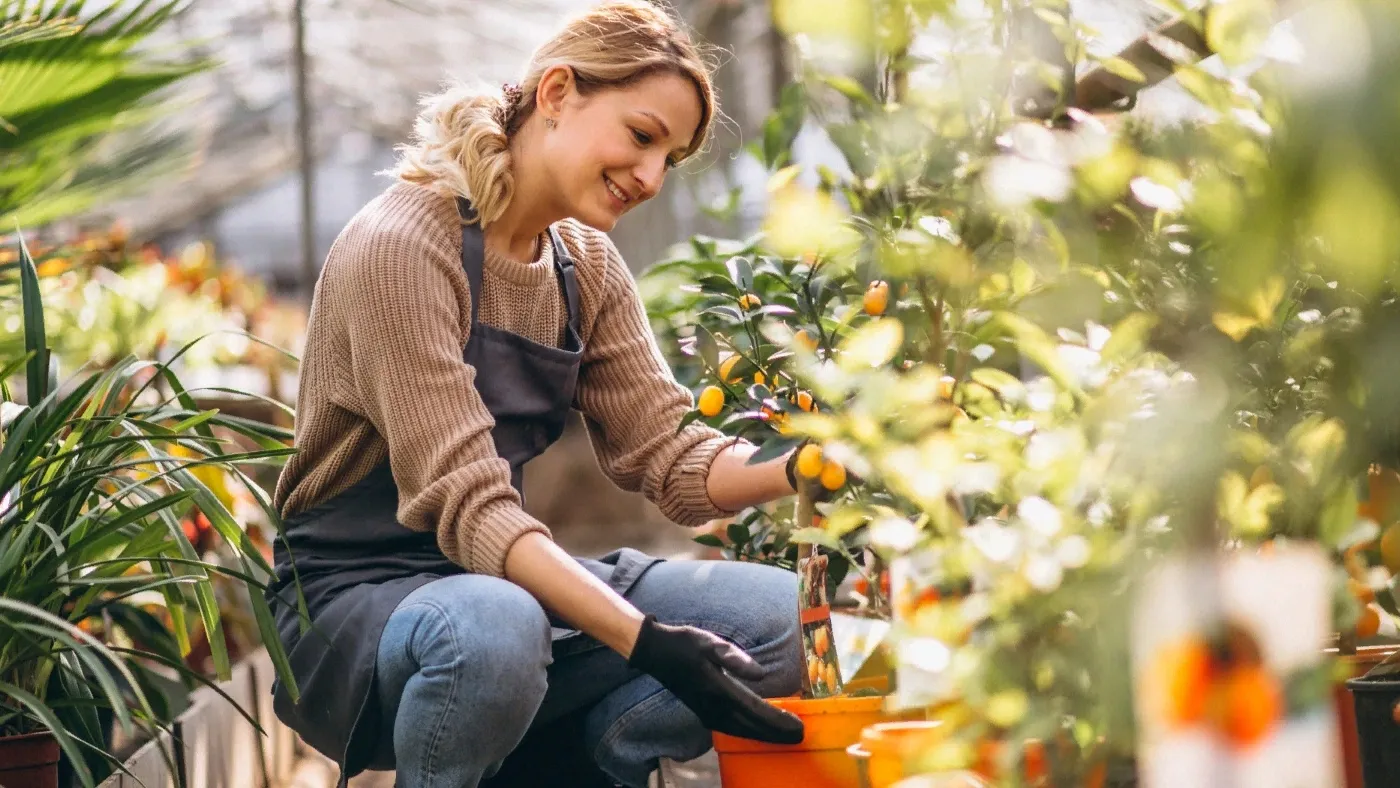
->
[375,574,552,788]
[583,560,802,787]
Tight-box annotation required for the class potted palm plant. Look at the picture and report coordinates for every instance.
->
[0,232,300,787]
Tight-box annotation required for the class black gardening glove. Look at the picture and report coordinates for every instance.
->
[627,615,805,745]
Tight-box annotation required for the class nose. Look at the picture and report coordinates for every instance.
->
[632,154,667,200]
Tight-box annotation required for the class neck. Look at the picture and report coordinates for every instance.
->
[484,123,565,261]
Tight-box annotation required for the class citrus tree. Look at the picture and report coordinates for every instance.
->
[643,0,1400,782]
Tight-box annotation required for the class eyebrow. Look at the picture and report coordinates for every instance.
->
[640,110,689,156]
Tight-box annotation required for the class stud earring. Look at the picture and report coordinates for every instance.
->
[544,117,556,130]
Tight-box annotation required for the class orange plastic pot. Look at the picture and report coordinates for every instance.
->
[712,695,920,788]
[858,721,946,787]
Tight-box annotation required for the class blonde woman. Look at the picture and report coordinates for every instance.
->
[265,3,815,787]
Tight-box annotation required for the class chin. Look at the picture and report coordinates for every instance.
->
[572,204,622,233]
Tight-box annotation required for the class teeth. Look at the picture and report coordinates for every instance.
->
[605,177,629,203]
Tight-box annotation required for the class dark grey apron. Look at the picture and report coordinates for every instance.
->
[267,198,661,786]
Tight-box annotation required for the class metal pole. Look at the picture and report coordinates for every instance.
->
[292,0,317,302]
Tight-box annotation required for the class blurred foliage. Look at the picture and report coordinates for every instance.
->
[643,0,1400,780]
[0,1,210,228]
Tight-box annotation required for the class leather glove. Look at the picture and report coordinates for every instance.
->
[627,615,805,745]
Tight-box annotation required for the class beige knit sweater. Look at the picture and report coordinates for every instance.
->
[274,181,738,577]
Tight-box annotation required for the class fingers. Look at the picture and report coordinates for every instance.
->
[708,638,766,682]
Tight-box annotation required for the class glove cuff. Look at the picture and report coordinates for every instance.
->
[626,614,659,670]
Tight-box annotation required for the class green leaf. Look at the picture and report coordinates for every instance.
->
[746,435,802,466]
[693,534,724,548]
[727,522,752,546]
[789,526,841,550]
[726,255,754,290]
[1100,56,1147,83]
[17,230,48,405]
[821,74,874,106]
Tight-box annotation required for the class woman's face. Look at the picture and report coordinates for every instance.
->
[542,70,703,232]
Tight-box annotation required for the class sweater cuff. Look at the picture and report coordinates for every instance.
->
[657,433,746,526]
[463,502,553,578]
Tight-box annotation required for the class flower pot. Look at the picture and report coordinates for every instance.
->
[0,729,61,788]
[712,695,921,788]
[1346,671,1400,788]
[1332,643,1400,788]
[855,721,945,788]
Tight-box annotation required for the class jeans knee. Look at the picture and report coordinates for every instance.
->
[745,565,803,697]
[398,576,552,702]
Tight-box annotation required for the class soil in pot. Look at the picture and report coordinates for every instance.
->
[0,729,61,788]
[712,694,923,788]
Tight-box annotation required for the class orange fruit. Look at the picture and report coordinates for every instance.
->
[718,355,742,383]
[814,627,829,656]
[1215,666,1281,749]
[794,329,819,353]
[863,280,890,316]
[824,662,839,690]
[1381,522,1400,574]
[807,655,822,686]
[1157,638,1213,727]
[1357,605,1382,638]
[754,371,766,386]
[697,386,724,417]
[820,460,847,491]
[738,293,762,310]
[796,391,815,412]
[795,444,825,478]
[1023,740,1047,783]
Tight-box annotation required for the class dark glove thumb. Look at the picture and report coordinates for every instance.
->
[708,638,767,682]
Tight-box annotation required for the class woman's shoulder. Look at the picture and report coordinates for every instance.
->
[329,181,462,272]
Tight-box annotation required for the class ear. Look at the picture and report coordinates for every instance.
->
[535,65,575,123]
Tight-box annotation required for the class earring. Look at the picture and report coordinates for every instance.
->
[544,117,556,130]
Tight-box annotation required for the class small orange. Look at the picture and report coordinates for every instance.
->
[697,386,724,417]
[1357,605,1382,639]
[814,627,829,656]
[807,655,822,686]
[824,662,839,690]
[820,460,847,491]
[863,280,890,316]
[795,444,825,478]
[1158,638,1213,727]
[938,375,956,400]
[795,391,815,412]
[754,371,766,386]
[794,329,819,353]
[718,355,742,383]
[1215,666,1282,749]
[738,293,762,310]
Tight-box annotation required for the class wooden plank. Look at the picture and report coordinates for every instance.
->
[1073,0,1311,112]
[119,730,177,788]
[179,661,262,788]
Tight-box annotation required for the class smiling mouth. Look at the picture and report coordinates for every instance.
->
[604,175,632,206]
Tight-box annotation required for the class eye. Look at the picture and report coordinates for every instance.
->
[631,128,652,146]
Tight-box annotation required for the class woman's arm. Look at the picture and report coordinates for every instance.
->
[705,442,796,512]
[504,531,644,656]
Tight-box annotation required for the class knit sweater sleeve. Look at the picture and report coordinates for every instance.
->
[574,235,743,526]
[337,220,549,577]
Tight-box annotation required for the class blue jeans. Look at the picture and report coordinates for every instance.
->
[373,559,802,788]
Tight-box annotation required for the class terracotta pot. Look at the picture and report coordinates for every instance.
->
[712,695,922,788]
[0,729,60,788]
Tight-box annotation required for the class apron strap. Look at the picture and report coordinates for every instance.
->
[548,225,582,339]
[455,197,485,332]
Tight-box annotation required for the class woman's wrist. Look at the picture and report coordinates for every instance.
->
[505,531,647,658]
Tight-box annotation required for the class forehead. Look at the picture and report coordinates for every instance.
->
[593,71,704,148]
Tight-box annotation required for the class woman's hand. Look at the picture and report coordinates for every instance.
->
[503,532,803,744]
[627,615,805,744]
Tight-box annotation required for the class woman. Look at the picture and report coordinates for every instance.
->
[266,3,816,787]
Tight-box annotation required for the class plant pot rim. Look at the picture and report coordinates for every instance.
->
[0,729,57,744]
[1345,675,1400,692]
[770,693,888,716]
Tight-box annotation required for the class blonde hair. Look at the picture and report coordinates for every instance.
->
[394,0,716,227]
